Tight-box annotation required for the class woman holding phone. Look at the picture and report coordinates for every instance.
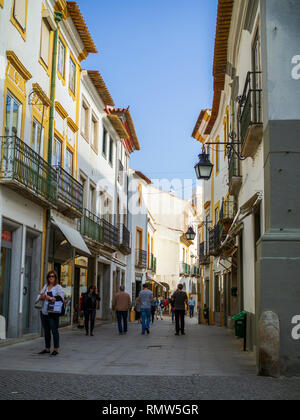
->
[37,270,64,356]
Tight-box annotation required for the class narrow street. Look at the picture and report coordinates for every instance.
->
[0,318,299,400]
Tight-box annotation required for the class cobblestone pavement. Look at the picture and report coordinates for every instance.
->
[0,317,299,400]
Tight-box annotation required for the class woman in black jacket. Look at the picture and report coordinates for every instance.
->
[80,286,100,336]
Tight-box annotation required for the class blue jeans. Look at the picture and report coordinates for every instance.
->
[41,313,60,349]
[141,308,151,333]
[117,311,128,333]
[189,306,195,318]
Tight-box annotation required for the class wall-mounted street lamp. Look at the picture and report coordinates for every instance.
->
[194,133,245,181]
[194,153,214,181]
[185,226,196,241]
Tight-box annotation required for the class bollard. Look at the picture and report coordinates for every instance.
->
[258,311,280,378]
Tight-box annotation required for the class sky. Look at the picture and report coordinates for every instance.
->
[78,0,218,198]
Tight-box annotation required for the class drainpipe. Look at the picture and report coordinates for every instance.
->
[48,11,64,165]
[43,11,64,286]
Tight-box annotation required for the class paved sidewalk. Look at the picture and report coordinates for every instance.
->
[0,317,300,400]
[0,317,255,376]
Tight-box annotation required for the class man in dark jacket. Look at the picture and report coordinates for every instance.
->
[171,284,188,336]
[80,286,100,336]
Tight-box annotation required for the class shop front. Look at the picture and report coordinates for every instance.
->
[0,219,42,339]
[48,216,91,328]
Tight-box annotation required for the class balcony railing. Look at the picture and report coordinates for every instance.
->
[220,200,237,222]
[239,71,263,157]
[199,242,210,265]
[0,136,57,206]
[191,265,200,276]
[79,209,104,245]
[101,219,119,249]
[135,249,147,269]
[118,224,131,255]
[54,165,83,218]
[209,225,221,256]
[228,153,242,196]
[180,262,191,276]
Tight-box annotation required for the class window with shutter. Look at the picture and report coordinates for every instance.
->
[57,38,66,78]
[13,0,27,32]
[40,19,50,67]
[69,57,76,94]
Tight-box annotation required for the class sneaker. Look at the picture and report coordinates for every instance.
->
[146,328,150,335]
[175,333,179,336]
[38,350,50,355]
[90,332,94,336]
[181,332,186,336]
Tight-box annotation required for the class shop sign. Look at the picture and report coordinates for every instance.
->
[2,230,12,242]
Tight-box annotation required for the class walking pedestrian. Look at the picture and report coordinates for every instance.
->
[135,297,142,324]
[81,286,100,336]
[172,284,188,336]
[112,285,132,335]
[37,271,64,356]
[188,296,196,318]
[151,297,158,324]
[138,284,153,335]
[157,296,164,320]
[170,299,175,324]
[203,304,210,325]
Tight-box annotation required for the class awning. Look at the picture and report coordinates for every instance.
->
[52,217,91,257]
[146,275,167,291]
[220,192,262,251]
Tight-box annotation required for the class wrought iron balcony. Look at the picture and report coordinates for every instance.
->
[54,166,83,218]
[199,241,210,265]
[239,71,263,158]
[148,254,157,273]
[180,262,191,276]
[79,209,104,247]
[101,218,119,250]
[209,225,221,257]
[191,265,201,277]
[135,249,147,269]
[0,136,57,207]
[220,200,237,223]
[118,223,131,255]
[228,153,242,196]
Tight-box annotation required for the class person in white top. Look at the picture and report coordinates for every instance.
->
[37,271,64,356]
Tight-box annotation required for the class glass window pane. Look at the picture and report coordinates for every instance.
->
[14,0,26,31]
[69,58,76,93]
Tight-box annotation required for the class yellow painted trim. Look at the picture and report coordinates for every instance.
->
[38,5,52,77]
[74,58,81,177]
[204,200,211,210]
[53,129,64,167]
[65,146,74,177]
[215,136,220,176]
[136,227,143,250]
[54,0,68,18]
[68,52,77,101]
[54,127,64,142]
[6,50,32,80]
[10,0,29,41]
[67,117,78,133]
[0,0,4,8]
[32,83,51,107]
[2,61,27,139]
[57,32,67,85]
[30,105,49,159]
[55,101,68,119]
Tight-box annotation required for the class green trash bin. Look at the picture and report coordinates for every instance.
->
[232,312,246,338]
